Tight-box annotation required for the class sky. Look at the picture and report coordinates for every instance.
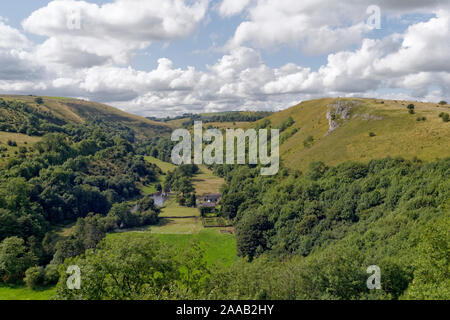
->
[0,0,449,117]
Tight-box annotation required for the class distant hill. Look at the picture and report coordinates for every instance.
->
[0,95,171,139]
[261,98,450,171]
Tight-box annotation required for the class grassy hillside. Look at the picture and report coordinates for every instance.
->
[0,95,171,139]
[260,98,450,171]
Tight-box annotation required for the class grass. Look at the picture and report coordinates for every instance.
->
[54,222,76,237]
[145,156,177,174]
[141,183,158,195]
[156,229,237,267]
[0,131,41,145]
[261,98,450,172]
[159,198,199,218]
[150,217,203,234]
[108,229,236,267]
[143,157,224,197]
[142,156,177,195]
[0,132,41,165]
[192,165,224,196]
[0,284,55,300]
[202,217,232,228]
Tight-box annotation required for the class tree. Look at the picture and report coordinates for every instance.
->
[177,241,210,298]
[236,211,271,260]
[405,216,449,299]
[0,237,37,282]
[438,101,447,105]
[441,113,449,122]
[44,264,60,285]
[54,235,181,300]
[24,266,45,289]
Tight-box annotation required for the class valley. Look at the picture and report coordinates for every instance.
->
[0,95,448,300]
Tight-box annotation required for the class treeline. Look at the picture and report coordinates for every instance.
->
[148,111,273,127]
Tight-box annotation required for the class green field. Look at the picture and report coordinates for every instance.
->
[150,217,203,234]
[0,285,55,300]
[108,229,236,267]
[192,165,224,196]
[160,198,199,218]
[145,156,177,174]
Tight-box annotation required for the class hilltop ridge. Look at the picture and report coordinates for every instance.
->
[259,98,450,171]
[0,95,171,139]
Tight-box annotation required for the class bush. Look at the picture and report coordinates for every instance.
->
[441,113,449,122]
[6,140,17,147]
[416,117,426,122]
[408,109,415,115]
[369,132,376,137]
[44,264,60,285]
[0,237,37,283]
[34,97,43,105]
[407,104,415,110]
[24,266,45,289]
[303,135,314,148]
[438,101,447,105]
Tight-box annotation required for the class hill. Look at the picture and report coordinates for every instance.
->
[259,98,450,171]
[0,95,171,139]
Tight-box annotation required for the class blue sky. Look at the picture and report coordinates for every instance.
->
[0,0,449,116]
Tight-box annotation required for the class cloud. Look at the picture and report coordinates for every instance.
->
[223,0,450,54]
[0,2,449,117]
[217,0,252,17]
[22,0,209,67]
[0,19,31,49]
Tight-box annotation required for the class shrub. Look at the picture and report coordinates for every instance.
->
[24,266,45,289]
[441,113,450,122]
[34,97,43,105]
[416,117,426,122]
[407,104,415,110]
[369,132,376,137]
[0,237,37,282]
[303,135,314,148]
[6,140,17,147]
[44,264,60,286]
[408,109,415,115]
[438,101,447,105]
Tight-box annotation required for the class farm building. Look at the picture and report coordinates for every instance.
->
[202,193,222,203]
